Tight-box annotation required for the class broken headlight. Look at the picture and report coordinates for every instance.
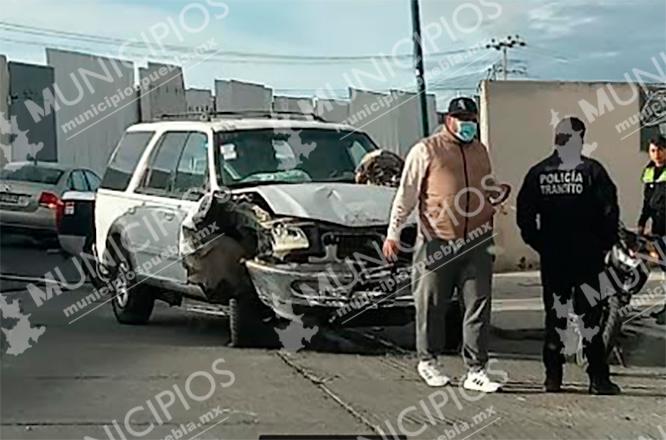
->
[271,223,310,253]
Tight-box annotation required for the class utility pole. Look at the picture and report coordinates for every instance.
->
[411,0,429,137]
[486,35,527,80]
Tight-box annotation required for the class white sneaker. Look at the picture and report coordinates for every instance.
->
[417,360,451,387]
[463,369,502,393]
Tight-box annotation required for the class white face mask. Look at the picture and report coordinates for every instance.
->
[449,116,478,143]
[454,120,478,143]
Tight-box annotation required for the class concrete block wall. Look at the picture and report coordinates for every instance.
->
[4,46,442,176]
[0,55,9,167]
[139,62,187,121]
[348,89,399,153]
[46,49,139,175]
[347,88,438,154]
[185,88,214,113]
[8,61,58,162]
[273,96,314,114]
[315,98,349,123]
[215,79,273,112]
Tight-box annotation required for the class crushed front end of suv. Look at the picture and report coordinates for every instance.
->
[95,115,415,347]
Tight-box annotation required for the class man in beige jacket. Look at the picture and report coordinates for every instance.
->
[383,97,503,392]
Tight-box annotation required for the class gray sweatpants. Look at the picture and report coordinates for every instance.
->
[412,232,494,370]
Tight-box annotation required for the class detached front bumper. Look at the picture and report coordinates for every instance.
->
[244,259,414,326]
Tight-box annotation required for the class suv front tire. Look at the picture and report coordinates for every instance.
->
[229,294,278,348]
[109,244,155,325]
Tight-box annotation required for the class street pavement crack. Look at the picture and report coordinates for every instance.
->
[275,350,382,434]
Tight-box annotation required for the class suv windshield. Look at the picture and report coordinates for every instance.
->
[0,164,64,185]
[216,129,376,186]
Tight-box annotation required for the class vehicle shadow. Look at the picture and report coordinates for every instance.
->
[488,324,666,369]
[1,232,57,249]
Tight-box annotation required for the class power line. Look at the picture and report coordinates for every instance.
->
[522,46,569,64]
[0,20,479,64]
[0,32,482,97]
[485,35,527,80]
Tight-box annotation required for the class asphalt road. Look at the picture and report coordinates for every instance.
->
[1,236,665,440]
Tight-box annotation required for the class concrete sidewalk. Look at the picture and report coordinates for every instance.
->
[492,270,666,311]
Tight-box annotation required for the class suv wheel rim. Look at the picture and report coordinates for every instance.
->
[115,261,130,308]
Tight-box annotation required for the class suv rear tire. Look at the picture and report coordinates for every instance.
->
[110,246,155,325]
[229,294,278,348]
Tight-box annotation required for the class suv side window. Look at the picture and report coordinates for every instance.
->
[173,132,209,200]
[100,131,155,191]
[136,132,189,196]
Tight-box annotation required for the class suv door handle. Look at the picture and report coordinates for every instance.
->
[127,201,145,215]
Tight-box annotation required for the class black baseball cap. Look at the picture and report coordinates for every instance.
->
[448,97,478,115]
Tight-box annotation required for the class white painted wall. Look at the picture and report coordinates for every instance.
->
[480,80,645,271]
[46,49,139,175]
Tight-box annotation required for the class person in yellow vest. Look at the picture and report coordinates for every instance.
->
[638,136,666,237]
[638,136,666,324]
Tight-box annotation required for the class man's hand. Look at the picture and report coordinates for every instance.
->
[382,239,400,262]
[487,182,512,207]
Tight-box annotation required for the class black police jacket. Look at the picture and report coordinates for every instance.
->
[516,152,619,264]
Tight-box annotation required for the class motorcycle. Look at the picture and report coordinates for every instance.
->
[593,225,663,362]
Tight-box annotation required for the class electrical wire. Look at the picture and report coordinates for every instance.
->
[0,20,481,64]
[521,45,569,63]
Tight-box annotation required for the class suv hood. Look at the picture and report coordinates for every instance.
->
[237,183,397,227]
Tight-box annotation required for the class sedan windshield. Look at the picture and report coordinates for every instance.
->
[0,163,64,185]
[216,129,376,186]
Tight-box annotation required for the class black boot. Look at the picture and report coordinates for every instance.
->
[544,367,563,392]
[589,376,621,395]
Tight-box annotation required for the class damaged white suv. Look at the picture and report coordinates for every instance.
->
[95,113,415,347]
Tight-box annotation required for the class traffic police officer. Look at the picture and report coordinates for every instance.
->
[516,116,621,395]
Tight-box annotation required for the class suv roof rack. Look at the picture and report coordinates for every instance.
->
[156,110,328,123]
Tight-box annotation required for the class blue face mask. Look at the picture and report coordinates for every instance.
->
[455,121,477,143]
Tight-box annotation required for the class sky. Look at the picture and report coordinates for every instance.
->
[1,0,665,109]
